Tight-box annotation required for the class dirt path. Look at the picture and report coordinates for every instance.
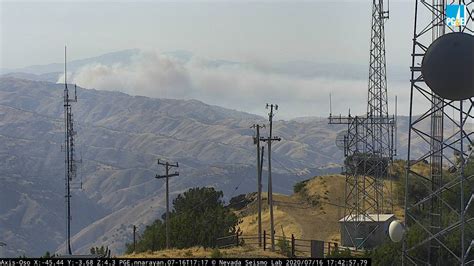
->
[272,175,345,243]
[239,175,347,244]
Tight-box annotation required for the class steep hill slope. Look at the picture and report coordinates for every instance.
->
[237,173,405,246]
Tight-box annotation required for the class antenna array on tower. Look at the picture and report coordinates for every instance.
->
[63,46,79,255]
[328,0,396,250]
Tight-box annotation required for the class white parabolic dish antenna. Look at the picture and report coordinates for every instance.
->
[389,220,404,243]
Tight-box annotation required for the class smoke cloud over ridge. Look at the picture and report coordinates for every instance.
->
[57,50,408,118]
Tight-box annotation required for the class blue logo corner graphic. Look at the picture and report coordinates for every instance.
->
[446,4,467,27]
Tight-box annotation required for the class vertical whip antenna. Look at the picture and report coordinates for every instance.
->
[329,93,332,116]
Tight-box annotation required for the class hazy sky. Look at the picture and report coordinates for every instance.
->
[0,0,418,118]
[0,1,416,68]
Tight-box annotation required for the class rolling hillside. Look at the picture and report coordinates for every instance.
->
[0,76,438,257]
[0,77,343,256]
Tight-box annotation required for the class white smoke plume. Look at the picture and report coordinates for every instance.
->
[58,50,410,118]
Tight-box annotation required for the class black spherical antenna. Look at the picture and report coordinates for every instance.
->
[421,32,474,101]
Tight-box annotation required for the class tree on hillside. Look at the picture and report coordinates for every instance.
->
[126,220,166,253]
[125,187,239,253]
[41,251,53,258]
[90,246,111,257]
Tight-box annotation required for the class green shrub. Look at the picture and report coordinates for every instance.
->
[327,247,353,258]
[210,248,222,258]
[369,240,401,266]
[293,180,308,193]
[277,237,292,257]
[125,187,239,253]
[41,251,52,258]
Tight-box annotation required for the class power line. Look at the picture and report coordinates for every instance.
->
[272,156,300,176]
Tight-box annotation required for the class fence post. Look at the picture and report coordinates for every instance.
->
[263,230,266,251]
[310,240,324,258]
[327,242,331,256]
[291,234,295,257]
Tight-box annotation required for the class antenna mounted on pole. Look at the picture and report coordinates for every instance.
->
[63,46,78,255]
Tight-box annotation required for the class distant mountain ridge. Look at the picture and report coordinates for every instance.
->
[1,48,408,83]
[0,49,141,75]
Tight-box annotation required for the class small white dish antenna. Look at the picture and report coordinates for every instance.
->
[389,220,404,243]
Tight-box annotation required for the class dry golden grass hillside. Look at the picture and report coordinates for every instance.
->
[125,166,411,258]
[238,175,347,244]
[123,246,285,258]
[238,171,406,245]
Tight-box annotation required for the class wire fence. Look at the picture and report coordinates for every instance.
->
[216,231,341,258]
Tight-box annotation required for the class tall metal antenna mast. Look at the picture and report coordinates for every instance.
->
[329,0,395,249]
[367,0,391,159]
[403,0,473,264]
[63,46,78,255]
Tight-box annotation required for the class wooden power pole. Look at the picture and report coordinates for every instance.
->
[260,103,281,251]
[133,225,137,253]
[155,159,179,249]
[251,124,265,247]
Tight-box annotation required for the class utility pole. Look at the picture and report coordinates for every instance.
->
[259,146,264,242]
[0,242,6,258]
[133,225,137,253]
[260,103,281,252]
[155,159,179,250]
[251,124,265,247]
